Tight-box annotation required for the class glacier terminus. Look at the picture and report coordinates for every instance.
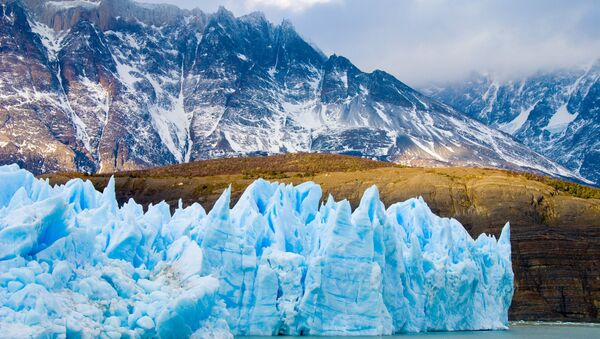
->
[0,164,514,337]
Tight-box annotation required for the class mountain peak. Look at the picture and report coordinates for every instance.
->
[280,18,294,29]
[240,11,266,23]
[214,5,234,19]
[276,18,299,38]
[326,54,354,68]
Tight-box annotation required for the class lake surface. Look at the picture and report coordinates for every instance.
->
[238,323,600,339]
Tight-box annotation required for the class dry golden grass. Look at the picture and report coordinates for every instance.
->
[41,153,600,213]
[90,153,395,178]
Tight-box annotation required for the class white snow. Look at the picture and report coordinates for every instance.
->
[544,104,578,135]
[283,101,321,129]
[374,103,392,126]
[29,21,68,62]
[45,1,100,10]
[147,57,193,162]
[340,72,348,89]
[79,77,109,116]
[115,61,143,90]
[499,102,538,135]
[480,81,499,119]
[148,98,189,163]
[409,136,446,162]
[107,31,141,50]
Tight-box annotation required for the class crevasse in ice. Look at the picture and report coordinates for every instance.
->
[0,164,514,337]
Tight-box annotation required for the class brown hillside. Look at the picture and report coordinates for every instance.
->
[42,153,600,322]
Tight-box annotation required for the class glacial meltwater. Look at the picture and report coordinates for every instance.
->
[239,323,600,338]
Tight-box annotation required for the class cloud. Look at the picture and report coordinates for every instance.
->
[149,0,338,14]
[244,0,337,12]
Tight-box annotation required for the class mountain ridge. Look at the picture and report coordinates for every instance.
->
[425,61,600,184]
[0,0,588,184]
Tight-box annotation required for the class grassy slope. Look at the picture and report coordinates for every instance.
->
[43,153,600,208]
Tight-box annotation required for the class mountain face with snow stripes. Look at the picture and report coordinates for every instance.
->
[0,0,585,183]
[425,62,600,185]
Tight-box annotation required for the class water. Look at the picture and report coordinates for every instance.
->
[238,323,600,339]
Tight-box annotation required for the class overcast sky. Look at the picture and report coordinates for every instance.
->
[142,0,600,86]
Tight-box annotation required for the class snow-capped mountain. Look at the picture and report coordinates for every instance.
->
[0,0,585,183]
[425,62,600,184]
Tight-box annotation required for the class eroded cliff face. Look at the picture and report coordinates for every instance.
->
[22,0,187,31]
[0,1,85,173]
[43,154,600,322]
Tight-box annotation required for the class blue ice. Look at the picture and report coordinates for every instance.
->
[0,165,513,337]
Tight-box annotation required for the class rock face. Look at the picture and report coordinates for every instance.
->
[0,0,584,183]
[44,154,600,322]
[424,62,600,185]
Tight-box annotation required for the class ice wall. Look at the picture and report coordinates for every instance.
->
[0,164,513,337]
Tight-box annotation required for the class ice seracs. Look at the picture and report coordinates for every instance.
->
[0,164,514,337]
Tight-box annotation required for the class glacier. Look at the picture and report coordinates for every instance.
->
[0,164,514,337]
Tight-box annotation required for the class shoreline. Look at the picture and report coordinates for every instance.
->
[510,321,600,327]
